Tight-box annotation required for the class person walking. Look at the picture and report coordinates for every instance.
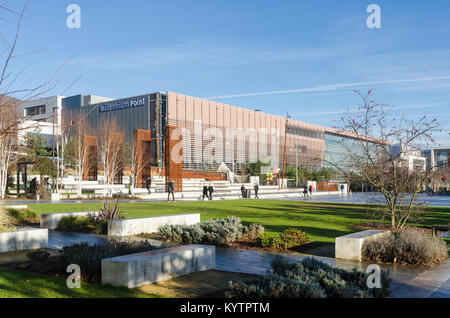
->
[240,184,246,198]
[308,184,313,197]
[254,183,259,199]
[208,184,214,200]
[340,184,345,195]
[303,187,309,198]
[202,184,209,201]
[167,180,175,202]
[146,177,152,194]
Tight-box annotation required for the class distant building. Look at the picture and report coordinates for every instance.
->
[422,148,450,173]
[390,143,426,172]
[18,94,113,147]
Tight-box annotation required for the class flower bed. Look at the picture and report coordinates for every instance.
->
[227,256,390,298]
[362,229,448,267]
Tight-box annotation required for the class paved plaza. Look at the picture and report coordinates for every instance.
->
[48,230,450,298]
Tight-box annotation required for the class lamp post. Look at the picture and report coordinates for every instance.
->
[280,113,290,190]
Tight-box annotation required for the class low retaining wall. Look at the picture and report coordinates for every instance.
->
[335,230,391,261]
[3,205,28,210]
[108,213,201,236]
[0,228,48,253]
[102,244,215,288]
[40,211,100,230]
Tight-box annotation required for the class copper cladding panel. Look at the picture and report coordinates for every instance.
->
[133,129,152,188]
[165,125,183,192]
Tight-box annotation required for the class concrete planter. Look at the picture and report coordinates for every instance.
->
[335,230,391,261]
[108,213,201,237]
[4,205,28,210]
[40,211,100,230]
[0,228,48,253]
[102,244,215,288]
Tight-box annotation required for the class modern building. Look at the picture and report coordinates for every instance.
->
[423,148,450,173]
[19,90,388,188]
[61,91,360,173]
[390,143,426,172]
[18,94,113,147]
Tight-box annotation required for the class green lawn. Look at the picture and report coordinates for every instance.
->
[28,200,450,244]
[0,267,160,298]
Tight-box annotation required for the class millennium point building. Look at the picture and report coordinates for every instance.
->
[22,90,381,188]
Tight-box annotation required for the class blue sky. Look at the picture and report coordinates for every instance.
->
[4,0,450,144]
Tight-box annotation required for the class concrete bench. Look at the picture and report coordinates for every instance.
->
[107,213,201,237]
[40,211,100,230]
[0,228,48,253]
[432,222,450,237]
[101,244,215,288]
[335,230,390,261]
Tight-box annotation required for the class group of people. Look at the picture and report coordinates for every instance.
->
[302,184,314,198]
[241,184,259,199]
[202,184,214,200]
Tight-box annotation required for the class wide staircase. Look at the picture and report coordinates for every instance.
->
[134,176,301,200]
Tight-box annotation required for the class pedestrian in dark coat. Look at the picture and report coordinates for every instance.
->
[208,184,214,200]
[146,177,152,194]
[240,184,246,198]
[254,184,259,199]
[167,180,175,202]
[202,185,209,201]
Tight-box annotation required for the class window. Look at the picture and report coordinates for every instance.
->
[25,105,46,116]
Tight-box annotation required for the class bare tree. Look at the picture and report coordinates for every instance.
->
[0,97,19,198]
[63,113,92,196]
[0,1,78,198]
[330,89,441,229]
[131,137,152,189]
[97,118,123,197]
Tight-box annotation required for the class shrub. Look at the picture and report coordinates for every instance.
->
[26,240,158,283]
[97,199,123,222]
[243,223,264,239]
[26,249,51,264]
[159,217,264,246]
[57,216,95,232]
[362,229,448,267]
[226,256,390,298]
[5,208,37,224]
[0,224,15,232]
[0,208,15,230]
[260,228,309,250]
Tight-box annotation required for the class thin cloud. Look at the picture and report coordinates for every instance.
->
[293,102,447,118]
[205,75,450,99]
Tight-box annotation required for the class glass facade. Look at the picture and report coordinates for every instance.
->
[325,131,380,173]
[423,148,450,173]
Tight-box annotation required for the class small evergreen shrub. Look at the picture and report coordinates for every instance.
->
[0,208,16,231]
[260,228,309,250]
[159,217,264,246]
[362,229,448,267]
[5,208,37,224]
[226,256,390,298]
[57,212,112,234]
[57,216,95,233]
[243,223,265,239]
[26,249,51,264]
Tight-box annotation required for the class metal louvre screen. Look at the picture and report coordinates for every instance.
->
[165,92,326,173]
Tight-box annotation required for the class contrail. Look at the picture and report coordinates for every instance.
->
[205,75,450,99]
